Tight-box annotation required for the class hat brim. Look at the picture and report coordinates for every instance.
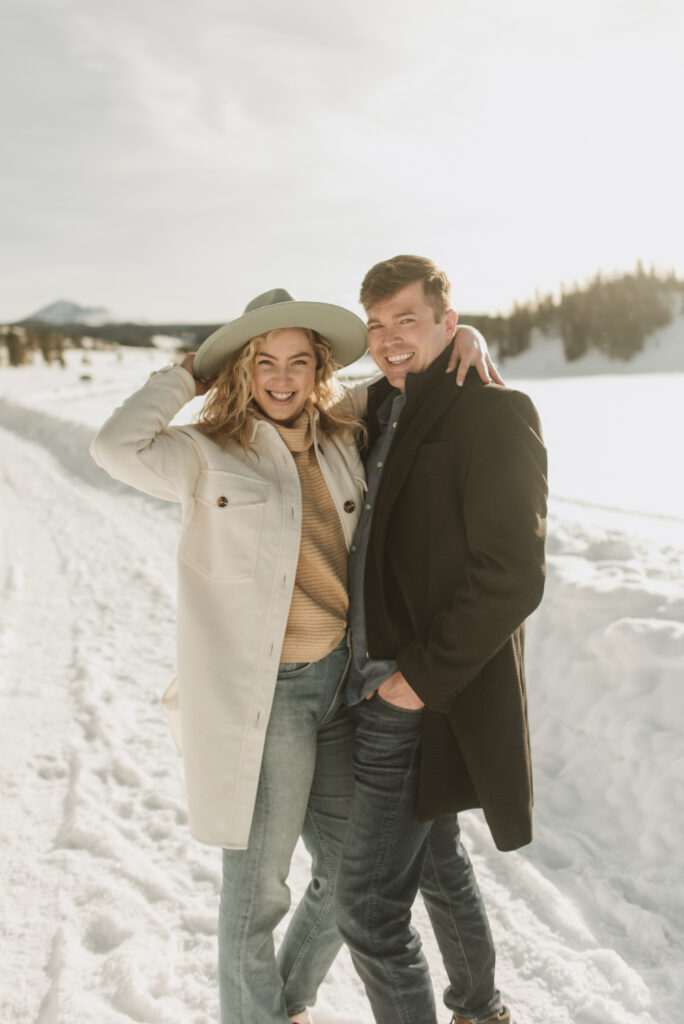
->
[193,301,368,380]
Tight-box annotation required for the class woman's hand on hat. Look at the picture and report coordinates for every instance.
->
[446,325,504,387]
[180,353,216,396]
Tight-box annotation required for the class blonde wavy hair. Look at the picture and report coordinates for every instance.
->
[195,328,365,452]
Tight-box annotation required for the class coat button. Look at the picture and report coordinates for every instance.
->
[216,496,229,508]
[343,500,356,513]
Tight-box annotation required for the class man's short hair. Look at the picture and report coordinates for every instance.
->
[359,255,452,323]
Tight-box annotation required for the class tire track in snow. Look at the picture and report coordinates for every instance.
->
[1,434,80,1024]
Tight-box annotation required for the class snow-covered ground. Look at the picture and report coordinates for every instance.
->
[1,337,682,1024]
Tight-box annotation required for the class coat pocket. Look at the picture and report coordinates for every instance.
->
[179,469,269,580]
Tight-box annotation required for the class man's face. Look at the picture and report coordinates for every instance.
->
[365,281,458,392]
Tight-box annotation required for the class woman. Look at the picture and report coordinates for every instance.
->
[90,288,494,1024]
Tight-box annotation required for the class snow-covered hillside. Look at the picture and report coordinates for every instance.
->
[1,346,682,1024]
[501,313,684,378]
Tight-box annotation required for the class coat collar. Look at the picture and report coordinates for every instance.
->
[367,341,463,531]
[368,338,455,400]
[404,340,457,408]
[367,340,459,441]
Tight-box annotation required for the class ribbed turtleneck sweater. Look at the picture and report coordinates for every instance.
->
[268,406,348,662]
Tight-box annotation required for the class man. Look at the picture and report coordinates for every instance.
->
[336,255,548,1024]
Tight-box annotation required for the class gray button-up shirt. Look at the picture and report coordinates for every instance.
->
[346,388,407,704]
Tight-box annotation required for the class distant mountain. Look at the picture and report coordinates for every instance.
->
[24,300,134,326]
[13,304,221,351]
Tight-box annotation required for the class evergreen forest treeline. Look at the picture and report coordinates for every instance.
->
[3,265,683,367]
[466,265,684,363]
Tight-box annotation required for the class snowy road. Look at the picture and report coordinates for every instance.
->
[1,351,682,1024]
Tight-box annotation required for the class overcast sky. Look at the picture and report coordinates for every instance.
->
[1,0,682,323]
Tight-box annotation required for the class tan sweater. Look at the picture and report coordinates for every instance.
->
[271,407,348,662]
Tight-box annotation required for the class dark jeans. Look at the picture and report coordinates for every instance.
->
[336,694,502,1024]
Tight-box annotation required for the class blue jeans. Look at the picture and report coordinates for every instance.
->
[218,637,353,1024]
[336,695,502,1024]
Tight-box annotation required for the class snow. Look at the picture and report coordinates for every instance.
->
[1,334,682,1024]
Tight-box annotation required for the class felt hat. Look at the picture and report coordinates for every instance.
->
[193,288,368,379]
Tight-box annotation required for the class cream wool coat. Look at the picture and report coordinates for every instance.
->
[90,365,367,848]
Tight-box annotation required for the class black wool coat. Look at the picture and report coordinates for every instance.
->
[364,344,548,851]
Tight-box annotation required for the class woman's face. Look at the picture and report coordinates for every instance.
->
[250,328,317,426]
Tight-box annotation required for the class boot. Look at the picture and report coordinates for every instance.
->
[451,1006,515,1024]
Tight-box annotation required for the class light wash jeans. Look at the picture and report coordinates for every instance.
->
[218,637,353,1024]
[336,694,502,1024]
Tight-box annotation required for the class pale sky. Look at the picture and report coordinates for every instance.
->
[1,0,682,323]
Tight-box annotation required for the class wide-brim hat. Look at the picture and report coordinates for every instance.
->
[193,288,368,380]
